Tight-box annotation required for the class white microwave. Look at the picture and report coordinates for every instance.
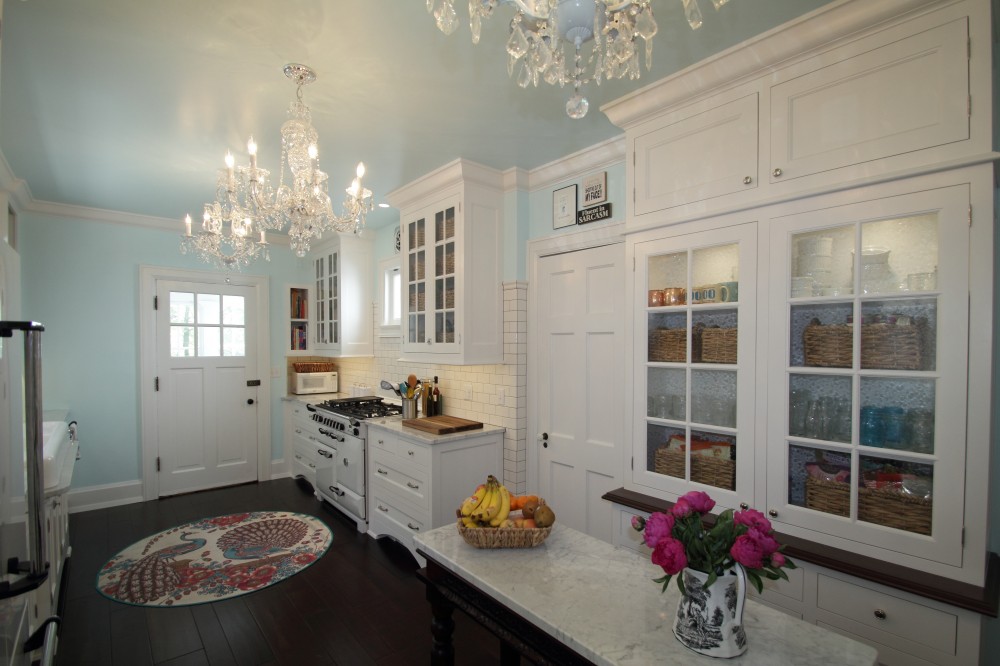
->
[292,371,338,395]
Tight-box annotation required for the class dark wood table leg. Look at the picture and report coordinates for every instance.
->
[426,579,456,666]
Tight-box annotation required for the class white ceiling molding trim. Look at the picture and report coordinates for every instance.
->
[526,134,625,192]
[0,149,32,213]
[503,167,530,193]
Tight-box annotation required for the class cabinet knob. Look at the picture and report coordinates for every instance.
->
[378,439,384,445]
[873,609,887,620]
[407,482,420,489]
[772,167,783,177]
[739,503,749,510]
[768,509,778,518]
[308,463,316,469]
[427,339,432,345]
[743,176,752,185]
[295,429,302,434]
[377,468,388,475]
[407,450,415,456]
[378,504,389,512]
[407,522,420,531]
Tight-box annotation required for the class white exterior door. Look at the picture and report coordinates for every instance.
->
[535,243,624,543]
[154,280,259,496]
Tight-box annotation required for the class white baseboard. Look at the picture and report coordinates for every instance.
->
[68,480,144,514]
[270,458,290,480]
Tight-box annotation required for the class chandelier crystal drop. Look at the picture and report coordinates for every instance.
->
[427,0,730,118]
[181,63,373,268]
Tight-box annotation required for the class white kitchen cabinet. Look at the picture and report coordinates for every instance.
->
[632,91,758,217]
[386,159,503,365]
[284,400,321,493]
[605,0,991,231]
[310,232,373,357]
[366,421,503,563]
[629,221,758,511]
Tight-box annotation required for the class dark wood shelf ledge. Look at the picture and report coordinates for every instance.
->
[603,487,1000,617]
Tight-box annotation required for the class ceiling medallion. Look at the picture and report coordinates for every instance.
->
[427,0,730,118]
[181,64,374,270]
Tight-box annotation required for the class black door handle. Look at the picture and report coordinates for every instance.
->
[247,399,254,405]
[542,432,548,448]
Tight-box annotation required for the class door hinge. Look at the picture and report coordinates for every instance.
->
[153,295,158,310]
[633,256,636,272]
[968,205,973,227]
[156,457,161,472]
[961,527,965,546]
[631,456,634,470]
[154,377,159,391]
[967,95,971,117]
[967,36,971,60]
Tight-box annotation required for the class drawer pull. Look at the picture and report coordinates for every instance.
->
[768,509,778,518]
[378,439,384,445]
[377,468,388,475]
[407,522,420,531]
[772,167,783,177]
[378,504,389,512]
[295,428,302,434]
[308,463,316,469]
[743,175,752,185]
[329,486,344,497]
[406,482,420,489]
[295,454,302,460]
[739,503,749,510]
[407,450,415,456]
[873,609,887,620]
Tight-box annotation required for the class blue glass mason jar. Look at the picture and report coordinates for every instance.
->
[882,407,905,448]
[860,406,884,447]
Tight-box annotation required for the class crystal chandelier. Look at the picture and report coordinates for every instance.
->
[181,64,373,268]
[427,0,729,119]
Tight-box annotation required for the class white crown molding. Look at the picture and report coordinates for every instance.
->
[503,166,530,192]
[385,158,505,210]
[525,134,625,192]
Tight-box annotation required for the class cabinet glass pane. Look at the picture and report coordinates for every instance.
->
[791,226,854,298]
[647,367,686,421]
[436,207,456,243]
[788,374,852,442]
[647,423,686,480]
[410,250,425,281]
[648,311,687,363]
[859,298,936,371]
[860,213,938,296]
[691,243,738,303]
[690,370,735,428]
[859,455,933,535]
[409,218,425,251]
[648,252,687,305]
[793,302,853,368]
[788,444,851,515]
[859,376,935,454]
[692,309,737,364]
[690,429,736,491]
[435,311,454,343]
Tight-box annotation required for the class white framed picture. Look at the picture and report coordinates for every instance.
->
[582,171,607,206]
[553,184,578,229]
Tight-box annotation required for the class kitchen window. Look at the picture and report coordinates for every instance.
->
[379,257,401,334]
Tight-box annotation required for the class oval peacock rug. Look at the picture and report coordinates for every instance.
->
[96,511,332,607]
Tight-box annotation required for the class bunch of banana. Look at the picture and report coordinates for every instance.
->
[458,474,511,528]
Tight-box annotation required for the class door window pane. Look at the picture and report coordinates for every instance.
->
[169,292,194,323]
[198,326,221,357]
[170,326,195,357]
[222,295,245,325]
[223,327,245,357]
[197,293,220,325]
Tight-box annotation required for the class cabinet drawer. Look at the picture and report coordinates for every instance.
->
[371,452,428,507]
[816,574,958,655]
[293,438,321,465]
[391,436,430,469]
[371,491,428,537]
[754,565,804,603]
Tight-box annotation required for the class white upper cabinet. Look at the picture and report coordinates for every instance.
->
[387,159,504,365]
[310,232,373,357]
[632,92,758,216]
[604,0,991,231]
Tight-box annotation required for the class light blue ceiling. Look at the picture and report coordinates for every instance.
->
[1,0,833,230]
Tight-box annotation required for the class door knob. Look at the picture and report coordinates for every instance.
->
[542,432,548,448]
[247,398,255,405]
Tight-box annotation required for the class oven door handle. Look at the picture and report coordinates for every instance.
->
[328,486,345,497]
[318,428,345,442]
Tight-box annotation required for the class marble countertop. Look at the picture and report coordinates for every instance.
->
[414,524,878,666]
[366,417,505,445]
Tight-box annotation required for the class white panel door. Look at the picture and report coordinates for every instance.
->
[155,281,259,496]
[537,244,624,543]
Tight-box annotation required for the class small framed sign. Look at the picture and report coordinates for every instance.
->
[553,184,578,229]
[582,171,607,206]
[578,202,612,225]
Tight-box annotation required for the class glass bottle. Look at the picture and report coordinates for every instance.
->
[882,407,905,448]
[860,406,884,447]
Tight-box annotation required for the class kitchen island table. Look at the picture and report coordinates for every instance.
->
[415,523,878,665]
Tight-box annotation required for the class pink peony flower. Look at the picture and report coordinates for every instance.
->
[746,527,780,557]
[671,499,693,518]
[651,537,688,575]
[730,534,765,569]
[680,491,716,514]
[733,508,772,533]
[771,552,786,568]
[642,512,675,549]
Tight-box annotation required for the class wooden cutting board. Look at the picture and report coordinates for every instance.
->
[402,415,484,435]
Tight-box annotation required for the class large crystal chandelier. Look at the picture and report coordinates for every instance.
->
[181,64,373,268]
[427,0,729,119]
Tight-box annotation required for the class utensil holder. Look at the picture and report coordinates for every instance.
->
[402,398,417,420]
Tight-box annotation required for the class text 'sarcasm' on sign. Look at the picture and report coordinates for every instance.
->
[577,203,612,225]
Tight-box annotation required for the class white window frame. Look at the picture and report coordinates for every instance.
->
[378,256,402,336]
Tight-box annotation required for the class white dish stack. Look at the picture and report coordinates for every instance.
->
[792,236,833,297]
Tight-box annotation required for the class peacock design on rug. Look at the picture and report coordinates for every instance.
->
[216,517,308,559]
[114,532,207,604]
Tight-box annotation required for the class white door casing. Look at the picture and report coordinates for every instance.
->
[139,267,271,500]
[527,223,626,543]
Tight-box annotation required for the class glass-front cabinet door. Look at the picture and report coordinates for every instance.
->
[767,185,968,566]
[633,223,757,509]
[313,247,339,348]
[402,197,459,354]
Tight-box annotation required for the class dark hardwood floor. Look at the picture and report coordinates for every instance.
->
[55,478,502,665]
